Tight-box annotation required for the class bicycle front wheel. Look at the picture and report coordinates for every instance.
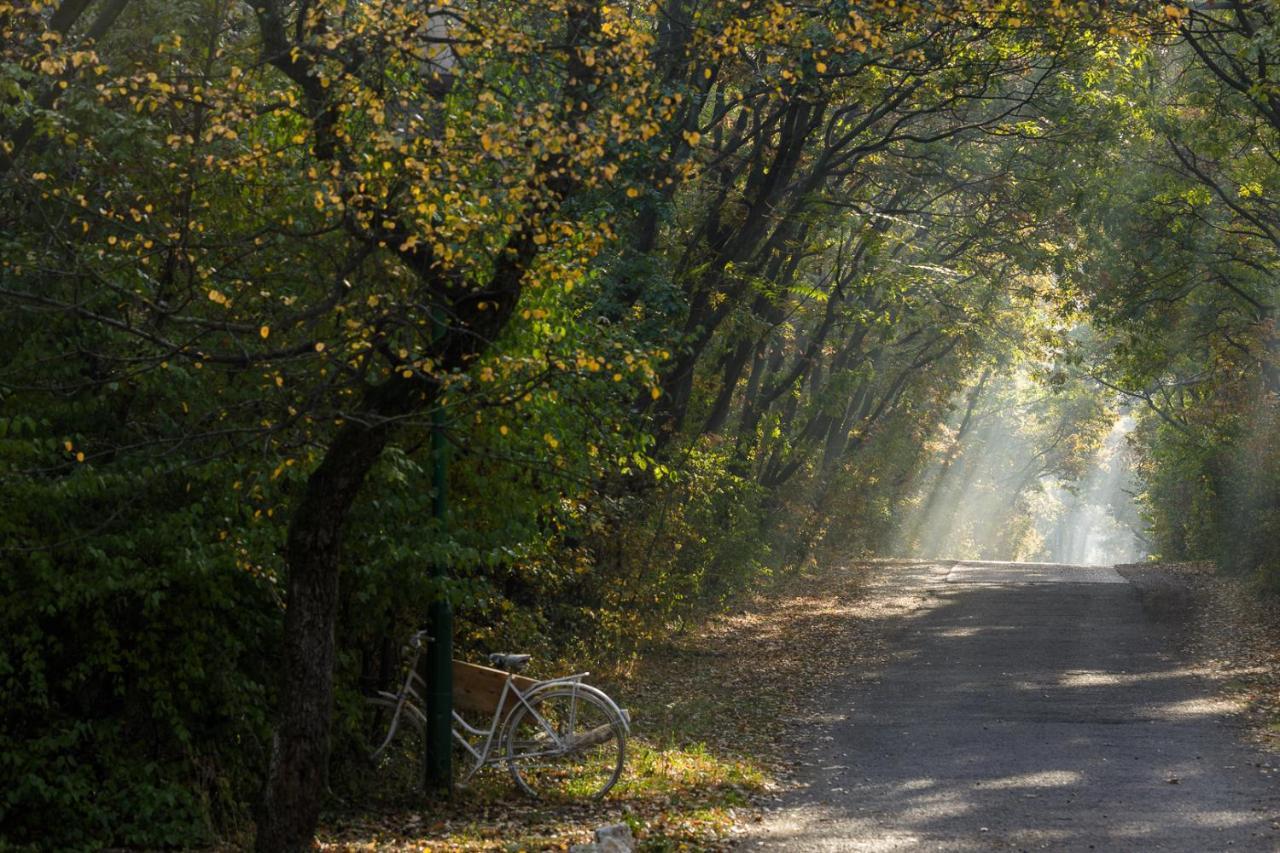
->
[359,695,426,795]
[504,686,626,800]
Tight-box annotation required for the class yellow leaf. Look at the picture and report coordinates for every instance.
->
[75,452,85,462]
[259,326,270,339]
[650,386,662,400]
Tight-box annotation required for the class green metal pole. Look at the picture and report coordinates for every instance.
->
[425,320,453,792]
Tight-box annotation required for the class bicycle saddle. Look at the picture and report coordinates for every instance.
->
[488,652,532,672]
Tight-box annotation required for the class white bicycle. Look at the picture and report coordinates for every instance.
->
[363,630,630,799]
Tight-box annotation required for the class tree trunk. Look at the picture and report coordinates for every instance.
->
[701,336,756,435]
[256,415,395,852]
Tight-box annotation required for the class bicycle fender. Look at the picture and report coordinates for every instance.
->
[521,681,631,735]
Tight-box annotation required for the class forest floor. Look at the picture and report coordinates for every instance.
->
[317,557,923,851]
[318,559,1280,851]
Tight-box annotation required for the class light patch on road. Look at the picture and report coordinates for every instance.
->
[935,626,983,637]
[1059,669,1130,687]
[1156,696,1243,718]
[1105,811,1265,838]
[1190,810,1273,828]
[945,560,1127,585]
[983,769,1084,790]
[1056,667,1211,687]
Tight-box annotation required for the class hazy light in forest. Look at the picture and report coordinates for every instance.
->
[1040,415,1145,566]
[899,374,1149,565]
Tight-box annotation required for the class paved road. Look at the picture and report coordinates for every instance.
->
[741,561,1280,851]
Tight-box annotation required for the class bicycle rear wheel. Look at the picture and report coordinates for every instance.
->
[504,686,626,800]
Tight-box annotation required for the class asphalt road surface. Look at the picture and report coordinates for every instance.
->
[741,561,1280,851]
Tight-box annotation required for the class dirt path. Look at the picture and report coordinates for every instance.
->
[740,561,1280,851]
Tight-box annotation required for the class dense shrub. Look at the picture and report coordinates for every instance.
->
[0,466,278,848]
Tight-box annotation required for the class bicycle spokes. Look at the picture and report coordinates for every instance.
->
[504,688,626,800]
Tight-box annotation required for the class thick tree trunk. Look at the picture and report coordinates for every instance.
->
[255,416,394,852]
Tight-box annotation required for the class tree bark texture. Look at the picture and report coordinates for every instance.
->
[256,416,394,852]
